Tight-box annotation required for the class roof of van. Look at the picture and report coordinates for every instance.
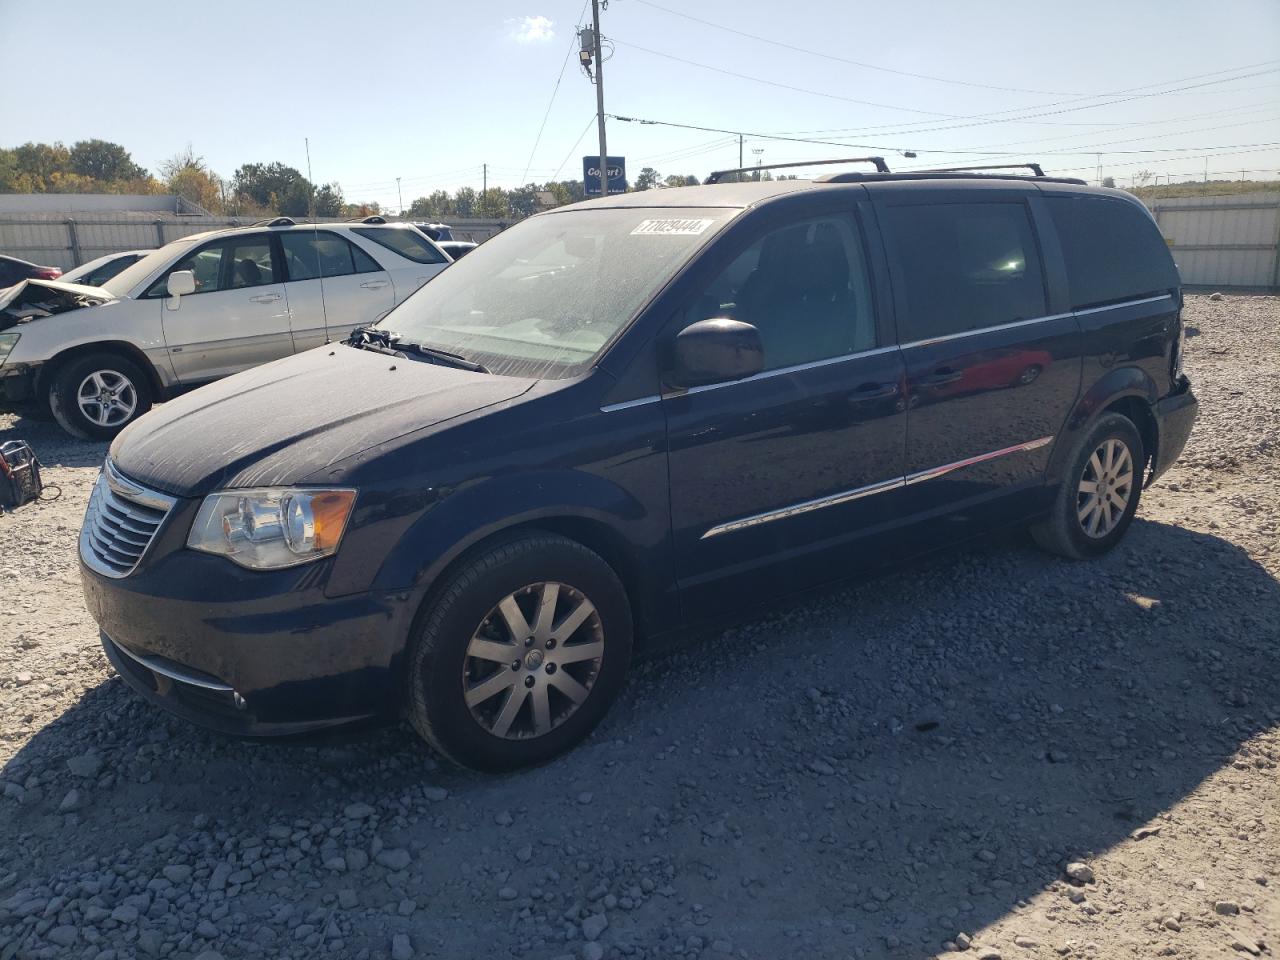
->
[562,176,1133,213]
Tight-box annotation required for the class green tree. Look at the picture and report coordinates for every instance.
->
[160,146,223,213]
[12,142,72,189]
[543,180,585,207]
[634,166,661,191]
[476,187,508,218]
[314,183,345,217]
[664,174,700,188]
[69,139,147,182]
[506,184,539,218]
[234,162,312,214]
[453,186,478,218]
[407,190,453,219]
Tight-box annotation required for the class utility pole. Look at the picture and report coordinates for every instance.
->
[739,134,744,170]
[592,0,608,196]
[396,176,403,217]
[483,163,488,197]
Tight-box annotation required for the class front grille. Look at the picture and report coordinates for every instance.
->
[80,460,177,578]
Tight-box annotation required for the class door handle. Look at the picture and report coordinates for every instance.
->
[249,293,281,303]
[360,280,389,289]
[919,367,963,387]
[850,382,898,401]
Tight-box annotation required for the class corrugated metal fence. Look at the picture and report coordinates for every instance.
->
[3,195,1278,289]
[1144,192,1280,289]
[0,215,509,271]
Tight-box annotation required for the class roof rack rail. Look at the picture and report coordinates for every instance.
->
[705,156,889,184]
[913,162,1047,177]
[248,217,297,227]
[346,215,388,224]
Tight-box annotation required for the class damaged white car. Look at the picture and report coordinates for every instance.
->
[0,219,451,438]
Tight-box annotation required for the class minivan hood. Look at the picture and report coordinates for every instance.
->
[0,278,114,329]
[110,344,535,497]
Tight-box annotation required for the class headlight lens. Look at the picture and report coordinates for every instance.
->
[187,487,356,569]
[0,333,19,364]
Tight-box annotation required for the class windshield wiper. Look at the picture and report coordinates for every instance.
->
[346,326,489,373]
[397,340,490,374]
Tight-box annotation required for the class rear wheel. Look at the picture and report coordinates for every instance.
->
[1032,412,1144,559]
[406,533,633,771]
[48,353,152,440]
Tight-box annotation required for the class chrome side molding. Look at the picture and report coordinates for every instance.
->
[701,435,1054,540]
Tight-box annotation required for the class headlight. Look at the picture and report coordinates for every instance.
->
[187,487,356,570]
[0,333,19,364]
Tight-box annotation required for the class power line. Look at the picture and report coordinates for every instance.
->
[611,40,1280,138]
[551,115,600,182]
[631,0,1082,97]
[609,113,1280,159]
[611,38,964,119]
[521,0,591,185]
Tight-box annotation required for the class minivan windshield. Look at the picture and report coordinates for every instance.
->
[101,238,198,299]
[376,207,736,378]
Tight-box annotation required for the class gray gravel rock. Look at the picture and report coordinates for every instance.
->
[1,293,1277,960]
[375,848,411,871]
[391,933,413,960]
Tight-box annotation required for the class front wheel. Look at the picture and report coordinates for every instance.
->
[48,353,152,440]
[1032,412,1145,559]
[406,532,633,771]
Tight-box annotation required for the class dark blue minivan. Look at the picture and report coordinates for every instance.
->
[80,168,1198,770]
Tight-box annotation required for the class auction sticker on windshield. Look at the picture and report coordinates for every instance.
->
[630,218,716,236]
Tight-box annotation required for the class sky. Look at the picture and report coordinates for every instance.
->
[1,0,1278,211]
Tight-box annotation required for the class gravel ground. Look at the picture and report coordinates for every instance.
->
[0,293,1276,960]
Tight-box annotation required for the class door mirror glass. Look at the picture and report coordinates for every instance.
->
[167,270,196,297]
[671,318,764,389]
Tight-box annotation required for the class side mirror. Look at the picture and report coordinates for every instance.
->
[167,270,196,297]
[670,318,764,389]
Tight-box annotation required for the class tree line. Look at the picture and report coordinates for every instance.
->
[0,139,706,222]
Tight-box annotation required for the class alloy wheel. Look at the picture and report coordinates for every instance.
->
[76,370,138,427]
[462,581,605,740]
[1077,437,1134,538]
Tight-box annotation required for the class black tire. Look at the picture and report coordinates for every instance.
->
[406,532,633,771]
[48,352,153,441]
[1032,412,1145,560]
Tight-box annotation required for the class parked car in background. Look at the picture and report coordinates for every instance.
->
[80,170,1196,771]
[59,250,152,288]
[0,254,61,287]
[0,218,450,438]
[410,221,455,242]
[436,240,478,260]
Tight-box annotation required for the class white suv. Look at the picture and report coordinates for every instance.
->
[0,219,451,438]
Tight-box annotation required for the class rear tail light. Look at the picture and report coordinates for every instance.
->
[34,267,62,280]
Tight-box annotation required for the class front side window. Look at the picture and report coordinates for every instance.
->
[378,207,736,378]
[281,231,382,280]
[684,214,876,370]
[882,202,1047,342]
[352,226,447,264]
[143,235,277,297]
[1046,196,1179,309]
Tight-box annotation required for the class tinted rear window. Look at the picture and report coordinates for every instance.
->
[881,201,1048,342]
[352,227,447,264]
[1046,196,1179,309]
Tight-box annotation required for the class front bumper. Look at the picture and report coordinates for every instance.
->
[0,363,39,406]
[1150,374,1198,482]
[83,542,417,736]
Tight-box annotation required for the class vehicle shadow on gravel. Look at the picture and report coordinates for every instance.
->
[0,412,108,469]
[2,518,1276,959]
